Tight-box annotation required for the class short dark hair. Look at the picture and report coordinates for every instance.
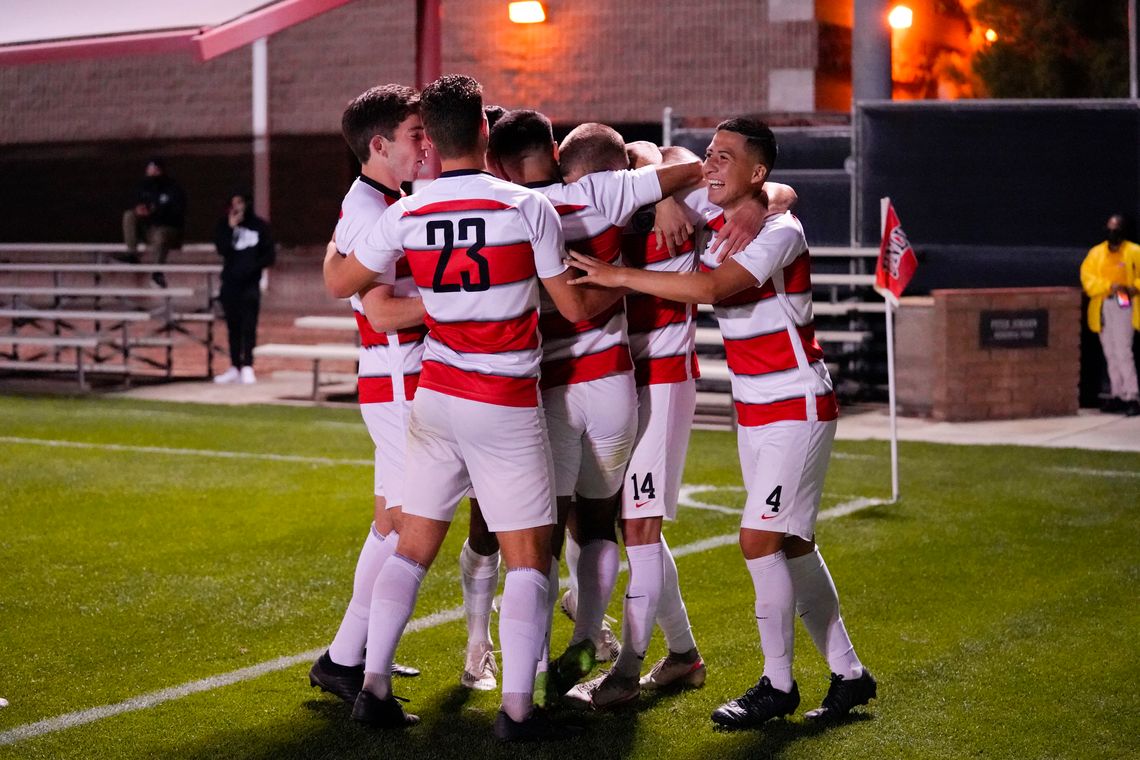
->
[488,109,554,163]
[558,122,628,178]
[715,117,777,171]
[341,84,420,165]
[484,105,507,130]
[420,74,484,159]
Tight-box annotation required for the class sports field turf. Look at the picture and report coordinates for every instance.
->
[1,395,1137,759]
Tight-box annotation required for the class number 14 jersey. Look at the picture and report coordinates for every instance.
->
[355,169,567,408]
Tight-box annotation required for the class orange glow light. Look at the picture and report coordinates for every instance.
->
[984,28,998,43]
[888,5,913,30]
[509,1,546,24]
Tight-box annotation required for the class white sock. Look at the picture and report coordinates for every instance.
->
[656,534,697,654]
[746,551,795,693]
[572,539,619,644]
[363,554,426,698]
[536,561,560,674]
[460,539,500,651]
[328,525,398,666]
[564,533,581,614]
[614,542,663,677]
[787,547,863,680]
[499,568,548,723]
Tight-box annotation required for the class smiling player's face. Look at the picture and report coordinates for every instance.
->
[702,130,767,213]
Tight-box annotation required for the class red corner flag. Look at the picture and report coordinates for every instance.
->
[876,198,918,306]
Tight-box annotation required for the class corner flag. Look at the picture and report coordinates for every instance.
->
[876,198,918,306]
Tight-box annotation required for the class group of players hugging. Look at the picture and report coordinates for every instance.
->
[311,74,876,742]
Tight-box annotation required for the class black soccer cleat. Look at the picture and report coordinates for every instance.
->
[493,708,582,742]
[309,651,364,703]
[351,689,420,728]
[711,676,800,729]
[804,670,877,721]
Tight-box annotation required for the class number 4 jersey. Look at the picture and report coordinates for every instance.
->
[355,169,567,408]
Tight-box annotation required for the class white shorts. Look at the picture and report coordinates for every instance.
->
[360,399,412,505]
[737,419,836,540]
[621,379,696,520]
[402,388,557,533]
[542,373,638,499]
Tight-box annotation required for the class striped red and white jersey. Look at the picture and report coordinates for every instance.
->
[699,210,838,427]
[334,176,426,404]
[532,166,662,389]
[355,169,567,408]
[620,185,717,386]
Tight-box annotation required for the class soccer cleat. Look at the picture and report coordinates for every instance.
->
[566,669,640,710]
[351,690,420,728]
[804,670,877,721]
[308,651,364,703]
[640,650,707,691]
[545,639,597,702]
[710,676,800,729]
[493,708,582,742]
[213,367,241,384]
[391,662,421,678]
[460,642,499,691]
[558,590,621,662]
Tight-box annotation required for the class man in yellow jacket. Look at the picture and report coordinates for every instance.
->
[1080,214,1140,416]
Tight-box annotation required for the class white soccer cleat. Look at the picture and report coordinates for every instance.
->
[240,366,257,384]
[566,669,640,710]
[213,367,240,384]
[639,651,707,690]
[460,642,499,691]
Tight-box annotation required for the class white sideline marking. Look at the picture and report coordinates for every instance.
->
[0,436,372,468]
[0,488,885,747]
[1048,466,1140,479]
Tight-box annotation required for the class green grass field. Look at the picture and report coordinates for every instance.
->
[1,395,1138,759]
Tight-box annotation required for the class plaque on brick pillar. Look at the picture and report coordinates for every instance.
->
[979,309,1049,349]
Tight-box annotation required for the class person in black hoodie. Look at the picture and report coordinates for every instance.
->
[212,192,275,384]
[121,158,187,287]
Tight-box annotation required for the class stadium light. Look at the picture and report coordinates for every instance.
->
[509,1,546,23]
[888,4,913,30]
[984,28,998,43]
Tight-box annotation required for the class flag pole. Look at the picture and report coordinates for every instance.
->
[881,197,900,503]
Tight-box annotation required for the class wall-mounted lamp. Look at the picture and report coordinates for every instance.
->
[888,4,913,30]
[509,1,547,24]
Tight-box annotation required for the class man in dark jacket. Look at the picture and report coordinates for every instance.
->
[212,192,275,384]
[121,158,187,287]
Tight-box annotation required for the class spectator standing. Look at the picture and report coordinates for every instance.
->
[213,192,275,385]
[1080,214,1140,416]
[121,158,186,287]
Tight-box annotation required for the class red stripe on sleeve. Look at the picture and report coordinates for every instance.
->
[405,242,537,290]
[403,199,514,216]
[426,310,539,354]
[419,360,539,407]
[735,392,839,426]
[540,344,633,389]
[555,204,587,215]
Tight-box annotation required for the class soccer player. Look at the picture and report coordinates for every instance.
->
[308,84,427,704]
[485,111,702,700]
[565,118,876,727]
[324,74,619,741]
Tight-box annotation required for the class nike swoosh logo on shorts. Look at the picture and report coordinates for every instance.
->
[760,513,779,520]
[634,500,651,508]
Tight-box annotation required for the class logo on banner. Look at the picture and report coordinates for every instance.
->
[876,198,918,306]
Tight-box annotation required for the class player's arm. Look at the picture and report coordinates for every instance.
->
[543,270,626,322]
[359,282,425,332]
[708,182,798,263]
[324,209,403,299]
[566,250,756,305]
[323,242,377,298]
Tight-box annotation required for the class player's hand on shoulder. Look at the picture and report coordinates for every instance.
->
[653,196,694,257]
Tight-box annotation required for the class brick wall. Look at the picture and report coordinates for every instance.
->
[1,0,818,146]
[898,288,1081,421]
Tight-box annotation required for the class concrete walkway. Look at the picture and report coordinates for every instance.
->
[103,371,1140,454]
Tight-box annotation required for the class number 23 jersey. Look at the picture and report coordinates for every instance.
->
[356,169,567,408]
